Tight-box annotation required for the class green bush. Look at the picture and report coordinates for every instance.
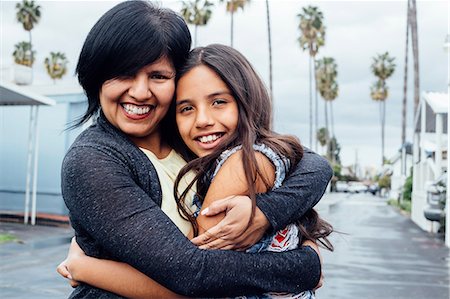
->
[378,175,391,189]
[402,173,413,202]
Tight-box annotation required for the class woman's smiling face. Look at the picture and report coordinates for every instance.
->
[99,57,175,145]
[175,65,239,158]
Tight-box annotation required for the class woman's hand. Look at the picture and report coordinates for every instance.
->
[191,195,270,251]
[56,237,85,287]
[302,240,324,290]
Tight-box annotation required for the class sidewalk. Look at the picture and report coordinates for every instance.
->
[0,222,73,298]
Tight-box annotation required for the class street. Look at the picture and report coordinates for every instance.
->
[316,192,449,299]
[0,192,449,298]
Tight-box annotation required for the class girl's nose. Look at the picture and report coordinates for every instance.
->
[195,108,214,128]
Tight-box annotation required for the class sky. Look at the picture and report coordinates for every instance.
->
[1,0,449,171]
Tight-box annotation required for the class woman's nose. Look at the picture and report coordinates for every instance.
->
[128,74,152,101]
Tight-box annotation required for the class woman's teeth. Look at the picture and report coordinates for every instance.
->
[122,104,152,115]
[198,134,221,143]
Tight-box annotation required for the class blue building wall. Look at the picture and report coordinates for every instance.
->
[0,93,87,215]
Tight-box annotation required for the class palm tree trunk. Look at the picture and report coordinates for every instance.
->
[314,60,319,152]
[194,25,198,47]
[308,56,313,148]
[265,0,273,101]
[230,12,234,47]
[324,100,329,157]
[28,30,33,81]
[410,0,420,116]
[330,101,335,138]
[380,100,386,165]
[401,0,410,148]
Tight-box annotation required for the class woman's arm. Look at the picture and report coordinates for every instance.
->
[63,145,321,297]
[256,147,333,232]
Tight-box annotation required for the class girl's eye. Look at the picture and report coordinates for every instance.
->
[179,106,193,113]
[212,99,227,106]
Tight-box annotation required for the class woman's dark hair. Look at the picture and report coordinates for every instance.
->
[74,0,191,127]
[173,44,333,250]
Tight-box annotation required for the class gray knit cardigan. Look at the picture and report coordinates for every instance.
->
[61,113,332,298]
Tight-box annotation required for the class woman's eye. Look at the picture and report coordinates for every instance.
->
[150,74,168,80]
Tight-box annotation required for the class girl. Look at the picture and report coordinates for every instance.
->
[172,44,333,298]
[59,43,332,298]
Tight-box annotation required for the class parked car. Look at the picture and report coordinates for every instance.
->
[424,172,447,223]
[335,181,349,192]
[348,182,368,193]
[366,183,380,195]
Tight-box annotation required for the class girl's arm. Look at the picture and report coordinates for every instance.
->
[196,150,275,237]
[57,238,185,299]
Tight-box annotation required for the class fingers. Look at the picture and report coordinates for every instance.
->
[69,279,80,288]
[200,196,235,216]
[56,262,72,280]
[191,225,223,246]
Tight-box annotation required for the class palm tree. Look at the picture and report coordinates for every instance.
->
[15,0,41,66]
[180,0,214,47]
[316,127,328,155]
[13,41,35,67]
[316,57,338,140]
[44,52,68,83]
[370,52,396,165]
[297,6,325,149]
[220,0,250,47]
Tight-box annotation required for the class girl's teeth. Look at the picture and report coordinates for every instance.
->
[199,134,220,143]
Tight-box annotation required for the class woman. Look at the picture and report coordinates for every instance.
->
[60,1,332,298]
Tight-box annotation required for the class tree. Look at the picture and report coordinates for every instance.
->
[180,0,213,47]
[401,0,420,151]
[13,41,35,67]
[409,0,420,116]
[220,0,250,47]
[297,6,325,149]
[44,52,68,83]
[316,127,328,155]
[15,0,41,66]
[370,52,396,165]
[316,57,338,140]
[265,0,273,109]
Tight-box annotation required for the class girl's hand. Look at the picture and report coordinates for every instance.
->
[56,237,85,287]
[191,195,270,250]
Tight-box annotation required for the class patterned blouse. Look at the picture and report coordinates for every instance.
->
[194,144,315,299]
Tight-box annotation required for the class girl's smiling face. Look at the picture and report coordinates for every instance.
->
[175,65,239,157]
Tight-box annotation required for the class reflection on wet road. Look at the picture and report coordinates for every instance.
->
[316,192,449,299]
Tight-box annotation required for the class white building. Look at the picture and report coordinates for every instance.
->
[411,92,448,244]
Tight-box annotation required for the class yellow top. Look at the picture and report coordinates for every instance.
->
[140,148,196,236]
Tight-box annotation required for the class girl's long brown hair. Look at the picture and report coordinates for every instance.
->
[170,44,333,251]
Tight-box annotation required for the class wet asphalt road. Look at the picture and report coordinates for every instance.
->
[315,192,449,299]
[0,192,448,298]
